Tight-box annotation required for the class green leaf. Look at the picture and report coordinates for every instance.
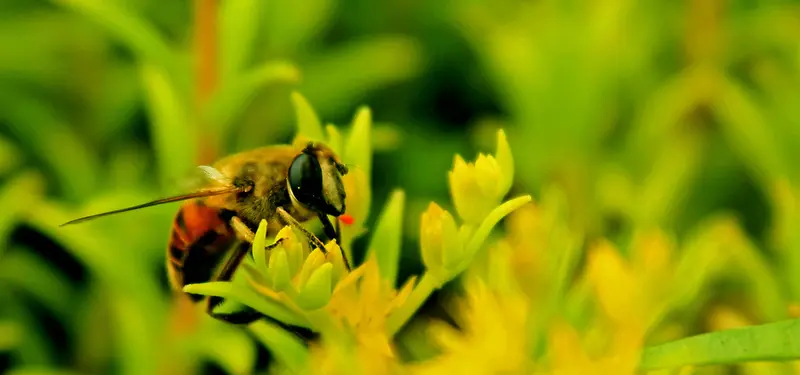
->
[26,201,162,304]
[183,282,310,328]
[366,190,405,284]
[0,91,100,199]
[219,0,260,81]
[208,61,301,135]
[291,91,325,142]
[110,295,157,375]
[139,63,196,186]
[344,106,373,179]
[713,76,791,186]
[325,124,344,156]
[640,318,800,370]
[261,0,334,55]
[49,0,175,75]
[457,195,533,274]
[249,320,310,374]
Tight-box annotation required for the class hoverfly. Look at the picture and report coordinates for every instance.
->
[61,141,352,324]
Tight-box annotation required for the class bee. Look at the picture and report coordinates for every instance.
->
[61,141,352,324]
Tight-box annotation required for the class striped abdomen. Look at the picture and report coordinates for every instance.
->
[166,200,237,301]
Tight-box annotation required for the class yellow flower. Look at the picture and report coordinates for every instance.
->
[587,229,675,331]
[544,320,641,375]
[448,130,514,224]
[419,202,465,284]
[304,329,405,375]
[245,224,348,314]
[324,256,415,354]
[409,276,530,375]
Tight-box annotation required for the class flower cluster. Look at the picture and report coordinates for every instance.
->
[183,94,533,374]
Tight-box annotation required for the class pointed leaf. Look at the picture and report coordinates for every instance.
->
[344,106,372,178]
[140,64,195,185]
[366,190,405,284]
[184,282,310,328]
[325,124,344,156]
[640,318,800,370]
[457,195,533,275]
[219,0,260,81]
[291,91,325,141]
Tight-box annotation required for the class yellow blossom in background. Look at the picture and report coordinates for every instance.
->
[298,257,415,375]
[586,229,675,333]
[449,130,515,224]
[324,256,416,357]
[544,320,640,375]
[409,276,531,375]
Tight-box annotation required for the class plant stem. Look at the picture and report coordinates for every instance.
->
[194,0,219,164]
[385,272,437,336]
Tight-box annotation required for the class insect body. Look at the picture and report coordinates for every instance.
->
[62,142,351,324]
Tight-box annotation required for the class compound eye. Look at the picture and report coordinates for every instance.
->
[288,153,323,207]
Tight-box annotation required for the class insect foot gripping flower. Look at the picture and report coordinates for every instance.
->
[449,129,514,224]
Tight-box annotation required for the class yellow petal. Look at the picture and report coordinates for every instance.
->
[440,210,465,271]
[295,263,333,310]
[474,153,503,199]
[587,240,639,323]
[297,248,326,289]
[420,202,445,272]
[494,129,514,197]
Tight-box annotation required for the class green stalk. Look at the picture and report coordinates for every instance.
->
[385,273,437,336]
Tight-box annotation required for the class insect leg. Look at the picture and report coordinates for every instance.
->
[277,207,328,253]
[230,216,255,243]
[317,213,351,271]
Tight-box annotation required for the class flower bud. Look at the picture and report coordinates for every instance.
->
[275,226,306,277]
[325,240,347,285]
[420,202,462,283]
[298,248,327,289]
[252,220,269,275]
[448,130,515,224]
[268,247,291,292]
[295,262,333,310]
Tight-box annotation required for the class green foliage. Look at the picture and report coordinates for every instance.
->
[641,318,800,370]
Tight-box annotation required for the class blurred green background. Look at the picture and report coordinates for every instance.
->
[1,0,800,374]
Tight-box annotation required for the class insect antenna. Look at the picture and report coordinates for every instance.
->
[59,185,248,227]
